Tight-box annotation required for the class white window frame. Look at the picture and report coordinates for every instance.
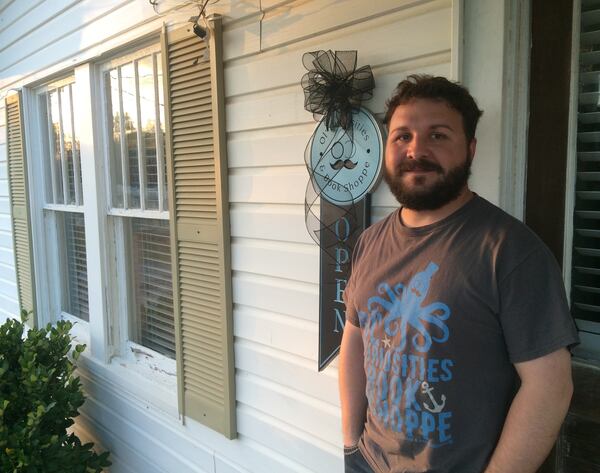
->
[22,39,177,400]
[94,42,176,381]
[100,42,169,218]
[24,76,91,345]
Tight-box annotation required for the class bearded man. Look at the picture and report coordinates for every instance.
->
[339,75,579,473]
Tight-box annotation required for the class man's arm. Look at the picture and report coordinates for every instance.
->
[339,322,368,447]
[484,348,573,473]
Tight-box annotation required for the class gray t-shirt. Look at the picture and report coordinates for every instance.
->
[343,195,579,473]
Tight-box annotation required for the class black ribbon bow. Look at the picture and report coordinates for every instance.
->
[301,50,375,132]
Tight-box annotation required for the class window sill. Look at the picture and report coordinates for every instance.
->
[75,345,179,421]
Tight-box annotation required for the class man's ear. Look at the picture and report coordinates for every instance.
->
[468,138,477,161]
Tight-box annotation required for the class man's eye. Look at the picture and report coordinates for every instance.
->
[431,132,447,140]
[396,134,411,142]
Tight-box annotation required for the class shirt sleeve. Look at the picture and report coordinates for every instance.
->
[498,246,580,363]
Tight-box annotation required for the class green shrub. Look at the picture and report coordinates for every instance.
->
[0,311,111,472]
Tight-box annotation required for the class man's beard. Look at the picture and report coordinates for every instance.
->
[383,155,472,211]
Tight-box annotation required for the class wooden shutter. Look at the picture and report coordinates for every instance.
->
[571,2,600,325]
[161,16,236,438]
[5,92,37,324]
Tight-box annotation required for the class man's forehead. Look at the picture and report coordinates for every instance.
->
[388,99,462,127]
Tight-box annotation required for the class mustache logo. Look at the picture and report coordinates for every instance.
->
[398,158,443,174]
[330,159,358,170]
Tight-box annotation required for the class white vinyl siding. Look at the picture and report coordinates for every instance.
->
[225,1,453,471]
[0,0,460,471]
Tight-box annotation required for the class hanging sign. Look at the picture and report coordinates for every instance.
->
[301,50,383,371]
[309,107,383,205]
[318,197,369,370]
[308,107,383,371]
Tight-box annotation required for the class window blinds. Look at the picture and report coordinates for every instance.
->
[573,0,600,324]
[131,218,175,358]
[63,212,89,321]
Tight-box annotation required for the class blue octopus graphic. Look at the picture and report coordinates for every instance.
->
[366,262,450,352]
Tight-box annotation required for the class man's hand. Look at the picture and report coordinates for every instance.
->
[339,322,367,447]
[484,348,573,473]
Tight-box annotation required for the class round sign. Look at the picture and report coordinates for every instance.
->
[309,107,383,205]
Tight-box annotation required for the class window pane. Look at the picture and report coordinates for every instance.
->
[61,212,89,321]
[106,54,167,212]
[69,84,83,205]
[139,55,159,210]
[130,218,174,358]
[122,62,141,209]
[60,86,76,205]
[49,91,64,204]
[156,53,168,211]
[39,95,54,204]
[107,69,124,208]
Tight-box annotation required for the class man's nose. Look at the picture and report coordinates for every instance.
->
[406,135,428,159]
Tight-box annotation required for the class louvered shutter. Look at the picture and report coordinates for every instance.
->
[5,92,37,324]
[572,2,600,325]
[161,17,236,438]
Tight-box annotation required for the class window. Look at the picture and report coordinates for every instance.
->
[571,0,600,358]
[37,78,89,322]
[101,45,175,358]
[6,19,236,437]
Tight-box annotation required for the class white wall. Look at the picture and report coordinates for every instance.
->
[0,0,511,472]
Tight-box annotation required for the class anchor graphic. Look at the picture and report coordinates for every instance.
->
[421,381,446,413]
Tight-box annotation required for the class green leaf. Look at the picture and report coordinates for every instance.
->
[0,314,111,470]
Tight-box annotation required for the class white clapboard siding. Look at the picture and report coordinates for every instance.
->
[225,3,452,97]
[0,228,13,248]
[0,1,172,88]
[227,123,314,168]
[230,204,314,244]
[234,304,318,360]
[0,246,12,265]
[0,214,9,231]
[226,61,450,134]
[0,1,265,90]
[0,260,15,282]
[0,0,456,471]
[76,357,326,473]
[235,339,338,405]
[229,166,308,204]
[0,275,16,298]
[231,238,319,284]
[76,411,176,473]
[0,0,45,31]
[236,371,340,443]
[236,405,340,472]
[232,272,318,321]
[225,0,452,467]
[0,0,81,53]
[0,292,19,318]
